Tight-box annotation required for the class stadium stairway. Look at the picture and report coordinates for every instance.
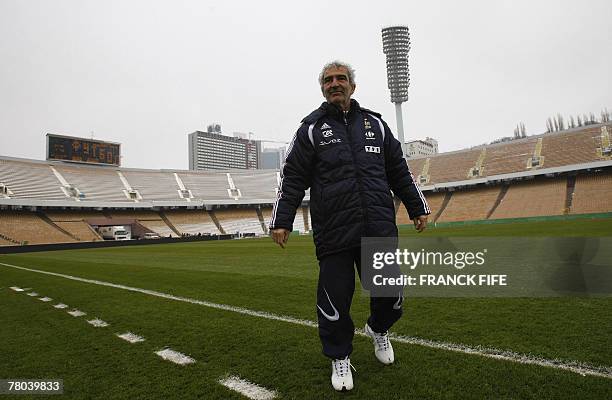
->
[130,221,162,238]
[302,206,310,232]
[565,175,577,214]
[486,185,510,219]
[37,211,80,241]
[433,192,453,222]
[255,208,268,234]
[159,211,182,236]
[0,232,20,245]
[393,197,401,213]
[208,210,226,235]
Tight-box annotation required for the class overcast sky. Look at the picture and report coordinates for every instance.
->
[1,0,610,169]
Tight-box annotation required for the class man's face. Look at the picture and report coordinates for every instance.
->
[321,66,356,110]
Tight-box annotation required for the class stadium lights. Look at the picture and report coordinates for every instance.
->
[382,25,411,156]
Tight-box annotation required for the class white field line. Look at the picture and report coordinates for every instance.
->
[38,297,53,302]
[219,375,277,400]
[155,349,195,365]
[116,332,145,343]
[1,261,611,380]
[67,310,86,317]
[26,292,39,297]
[9,286,25,292]
[87,318,109,327]
[54,303,69,309]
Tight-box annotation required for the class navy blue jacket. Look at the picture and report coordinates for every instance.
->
[270,99,430,259]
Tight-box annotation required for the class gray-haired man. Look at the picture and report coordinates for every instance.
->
[270,61,429,391]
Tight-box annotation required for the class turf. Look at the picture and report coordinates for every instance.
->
[1,219,611,399]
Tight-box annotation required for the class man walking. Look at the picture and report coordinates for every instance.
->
[270,61,429,391]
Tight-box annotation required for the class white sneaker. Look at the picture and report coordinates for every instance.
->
[364,323,394,365]
[331,356,354,391]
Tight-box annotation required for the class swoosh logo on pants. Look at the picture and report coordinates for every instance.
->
[317,288,340,321]
[393,292,403,310]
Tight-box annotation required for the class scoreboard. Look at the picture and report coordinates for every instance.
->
[46,134,121,166]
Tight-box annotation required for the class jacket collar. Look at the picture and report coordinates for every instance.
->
[321,99,361,121]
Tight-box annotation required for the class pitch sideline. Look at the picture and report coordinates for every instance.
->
[1,261,611,380]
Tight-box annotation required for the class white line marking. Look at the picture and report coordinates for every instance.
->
[386,332,610,378]
[1,261,611,380]
[54,303,68,309]
[26,292,39,297]
[9,286,25,292]
[219,375,277,400]
[38,297,53,302]
[87,318,109,327]
[67,310,86,317]
[155,349,195,365]
[116,332,145,343]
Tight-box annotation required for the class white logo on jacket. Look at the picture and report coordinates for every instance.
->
[321,122,332,129]
[322,129,334,137]
[365,131,376,140]
[365,146,380,153]
[320,138,342,146]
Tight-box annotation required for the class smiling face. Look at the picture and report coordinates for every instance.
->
[321,66,356,111]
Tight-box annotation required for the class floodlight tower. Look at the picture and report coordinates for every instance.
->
[382,26,410,156]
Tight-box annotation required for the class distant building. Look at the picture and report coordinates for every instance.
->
[260,147,286,170]
[406,137,438,158]
[188,130,261,170]
[233,132,248,140]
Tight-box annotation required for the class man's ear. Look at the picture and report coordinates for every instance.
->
[350,83,356,95]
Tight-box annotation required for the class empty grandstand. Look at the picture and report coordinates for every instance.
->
[1,123,611,245]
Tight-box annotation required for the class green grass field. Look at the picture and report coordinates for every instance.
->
[1,219,611,399]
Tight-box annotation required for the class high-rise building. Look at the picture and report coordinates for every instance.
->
[260,147,286,170]
[188,130,261,170]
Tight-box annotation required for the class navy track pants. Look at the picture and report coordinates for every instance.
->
[316,247,403,359]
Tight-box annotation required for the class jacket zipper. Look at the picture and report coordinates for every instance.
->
[344,110,368,233]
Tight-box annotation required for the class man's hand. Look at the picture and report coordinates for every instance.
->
[413,215,428,233]
[270,228,290,248]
